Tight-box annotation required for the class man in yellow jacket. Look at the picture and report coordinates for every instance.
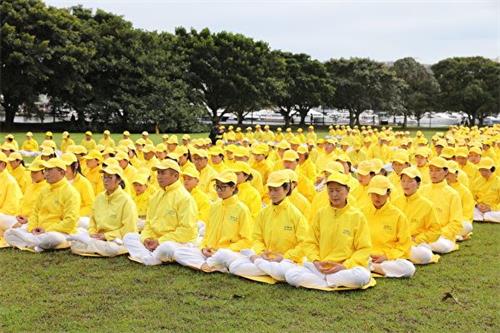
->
[393,167,441,264]
[285,172,372,289]
[361,175,416,278]
[123,159,198,265]
[471,157,500,222]
[20,132,39,157]
[420,157,463,253]
[5,158,81,252]
[174,170,253,272]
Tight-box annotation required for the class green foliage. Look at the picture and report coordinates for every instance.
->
[431,57,500,125]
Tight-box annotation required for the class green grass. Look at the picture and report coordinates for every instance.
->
[0,223,498,332]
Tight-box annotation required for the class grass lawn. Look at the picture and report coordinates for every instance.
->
[0,223,498,332]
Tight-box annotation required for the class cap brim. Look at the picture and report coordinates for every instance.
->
[367,187,389,195]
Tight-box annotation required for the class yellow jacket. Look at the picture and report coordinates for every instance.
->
[81,139,97,151]
[0,170,22,215]
[393,192,441,245]
[60,138,75,153]
[10,165,30,193]
[237,181,262,219]
[310,189,358,224]
[21,139,39,152]
[28,178,80,234]
[141,180,198,243]
[99,137,116,148]
[449,181,474,221]
[290,190,311,220]
[296,173,316,203]
[361,202,412,260]
[133,186,155,218]
[198,165,217,199]
[70,173,95,217]
[471,174,500,210]
[191,187,211,222]
[252,198,309,262]
[351,184,371,210]
[19,180,49,219]
[305,203,371,268]
[202,195,253,251]
[89,187,137,240]
[297,159,317,183]
[251,159,272,186]
[416,165,431,184]
[460,162,478,184]
[84,165,104,195]
[421,181,463,241]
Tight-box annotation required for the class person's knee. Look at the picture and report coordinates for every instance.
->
[399,260,416,277]
[284,268,303,287]
[350,267,371,286]
[411,246,432,264]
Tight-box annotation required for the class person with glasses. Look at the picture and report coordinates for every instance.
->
[174,170,253,272]
[69,165,137,257]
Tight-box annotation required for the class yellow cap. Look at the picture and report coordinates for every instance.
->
[289,137,301,145]
[208,146,224,156]
[440,146,455,159]
[321,161,345,174]
[1,143,16,151]
[167,136,178,144]
[152,159,180,173]
[115,151,129,161]
[175,146,188,156]
[392,150,409,164]
[142,131,149,136]
[233,146,249,158]
[85,131,93,136]
[7,152,23,162]
[455,147,468,158]
[400,166,422,179]
[123,131,130,136]
[103,130,111,135]
[41,158,67,170]
[414,147,431,158]
[192,149,208,159]
[232,161,251,175]
[336,153,351,163]
[282,150,299,162]
[429,157,448,169]
[135,138,146,145]
[83,150,103,162]
[142,144,156,153]
[276,141,291,150]
[45,131,53,137]
[367,175,393,195]
[356,160,374,176]
[297,146,308,154]
[131,172,149,185]
[477,157,495,170]
[40,147,55,156]
[326,171,351,187]
[61,153,78,166]
[213,170,237,184]
[26,132,33,137]
[182,134,191,140]
[27,160,45,172]
[266,170,290,187]
[0,152,8,163]
[469,146,482,155]
[283,169,298,183]
[102,158,119,168]
[446,161,460,174]
[251,144,268,155]
[100,165,124,179]
[182,165,200,179]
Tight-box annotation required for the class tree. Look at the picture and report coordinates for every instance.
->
[269,51,335,126]
[325,58,402,126]
[175,28,273,126]
[392,57,440,127]
[1,0,91,129]
[431,57,500,126]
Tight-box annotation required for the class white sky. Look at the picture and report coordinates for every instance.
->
[45,0,499,64]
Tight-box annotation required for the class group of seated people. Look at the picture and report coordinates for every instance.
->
[0,124,498,291]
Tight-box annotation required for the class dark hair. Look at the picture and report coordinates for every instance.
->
[283,182,292,196]
[491,167,496,172]
[70,161,82,175]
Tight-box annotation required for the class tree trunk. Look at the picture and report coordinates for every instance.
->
[354,111,361,126]
[237,111,244,126]
[2,96,18,129]
[299,109,309,126]
[403,113,407,128]
[349,110,355,127]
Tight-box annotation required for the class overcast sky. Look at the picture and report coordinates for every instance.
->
[45,0,499,64]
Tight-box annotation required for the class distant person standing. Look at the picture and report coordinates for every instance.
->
[209,123,223,144]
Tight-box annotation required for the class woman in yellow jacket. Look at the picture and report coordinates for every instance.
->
[361,175,416,278]
[420,157,463,253]
[83,150,104,195]
[471,157,500,222]
[285,172,372,289]
[233,161,262,220]
[131,172,154,231]
[174,170,253,272]
[229,170,309,281]
[20,132,39,157]
[7,152,30,193]
[182,165,211,241]
[283,169,311,220]
[446,161,474,238]
[62,153,95,229]
[393,167,441,264]
[0,152,23,235]
[69,165,137,257]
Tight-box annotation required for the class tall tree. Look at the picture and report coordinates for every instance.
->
[325,58,402,126]
[432,57,500,126]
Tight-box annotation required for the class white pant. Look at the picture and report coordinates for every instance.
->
[123,232,192,266]
[69,230,126,257]
[78,217,90,229]
[229,255,295,281]
[0,214,18,231]
[372,259,416,278]
[4,227,68,251]
[459,221,473,238]
[174,247,243,272]
[137,218,146,232]
[197,221,205,238]
[430,236,456,254]
[473,207,500,223]
[20,150,39,157]
[285,262,371,289]
[410,244,434,264]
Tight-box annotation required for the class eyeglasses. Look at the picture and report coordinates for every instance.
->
[214,184,231,191]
